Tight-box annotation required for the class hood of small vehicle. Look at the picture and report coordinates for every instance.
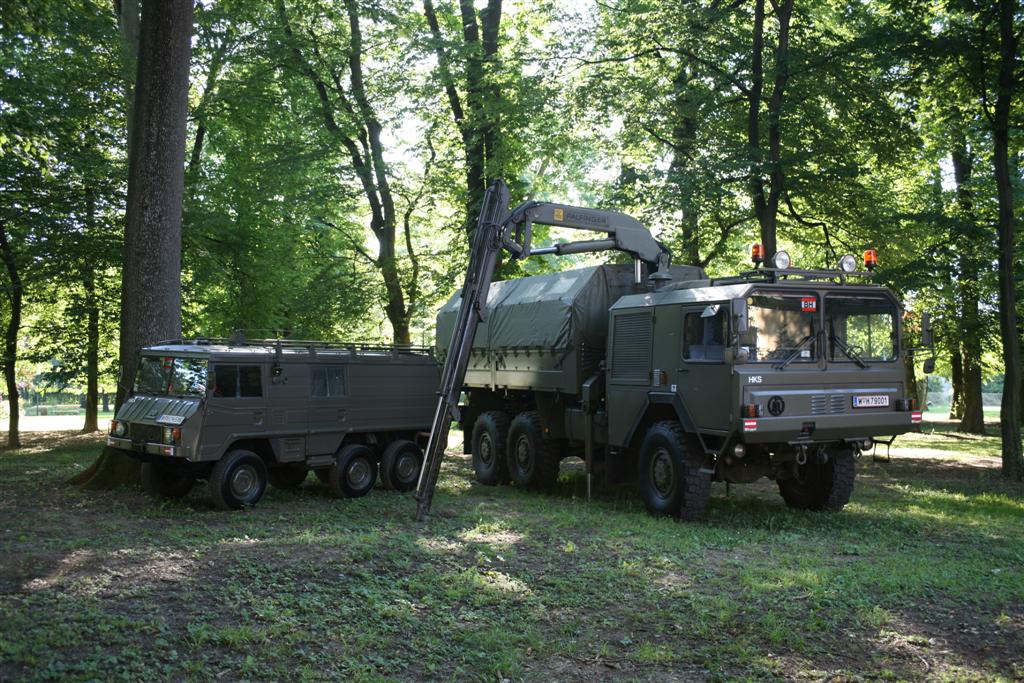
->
[115,394,202,425]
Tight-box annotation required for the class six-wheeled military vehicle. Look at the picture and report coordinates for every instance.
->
[107,339,439,509]
[417,180,930,520]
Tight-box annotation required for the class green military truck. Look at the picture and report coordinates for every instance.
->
[106,339,439,510]
[428,184,928,521]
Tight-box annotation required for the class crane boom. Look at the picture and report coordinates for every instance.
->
[414,180,670,520]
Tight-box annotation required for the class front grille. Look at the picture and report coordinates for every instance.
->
[810,394,847,415]
[129,423,162,442]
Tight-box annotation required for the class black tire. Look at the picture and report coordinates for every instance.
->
[471,411,511,485]
[140,462,194,500]
[314,468,330,484]
[506,411,560,490]
[268,465,308,490]
[637,421,711,521]
[778,448,856,512]
[328,444,378,498]
[380,440,422,492]
[208,449,267,510]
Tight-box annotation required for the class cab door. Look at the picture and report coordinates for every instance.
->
[677,304,733,433]
[202,363,267,459]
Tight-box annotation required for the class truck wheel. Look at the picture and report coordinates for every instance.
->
[328,444,378,498]
[506,411,560,490]
[637,421,711,521]
[268,466,309,490]
[209,450,267,510]
[140,462,194,500]
[472,411,511,485]
[778,448,856,512]
[380,440,422,492]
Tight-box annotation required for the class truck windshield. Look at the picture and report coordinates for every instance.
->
[746,293,817,362]
[826,295,898,362]
[134,356,208,396]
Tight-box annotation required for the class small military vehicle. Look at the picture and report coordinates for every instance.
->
[107,338,439,510]
[416,180,931,520]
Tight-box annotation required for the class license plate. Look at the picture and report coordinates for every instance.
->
[852,395,889,408]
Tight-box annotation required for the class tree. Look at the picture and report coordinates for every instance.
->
[76,0,193,487]
[990,0,1021,478]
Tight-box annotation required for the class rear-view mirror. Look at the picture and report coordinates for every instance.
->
[731,298,748,334]
[920,312,933,348]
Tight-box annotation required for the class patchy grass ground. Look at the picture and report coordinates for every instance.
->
[0,424,1021,682]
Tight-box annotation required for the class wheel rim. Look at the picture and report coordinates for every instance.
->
[478,433,494,466]
[650,447,675,499]
[515,435,532,472]
[396,452,418,483]
[346,457,371,489]
[230,464,259,500]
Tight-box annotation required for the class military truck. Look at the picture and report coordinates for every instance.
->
[419,181,930,520]
[106,339,439,510]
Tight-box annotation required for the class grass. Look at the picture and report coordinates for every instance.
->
[0,425,1021,682]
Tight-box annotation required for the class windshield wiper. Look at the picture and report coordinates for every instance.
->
[830,334,868,368]
[775,333,816,371]
[828,319,868,368]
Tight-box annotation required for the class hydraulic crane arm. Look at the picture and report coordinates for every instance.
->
[414,180,671,520]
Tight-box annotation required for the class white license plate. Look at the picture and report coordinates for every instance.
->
[852,395,889,408]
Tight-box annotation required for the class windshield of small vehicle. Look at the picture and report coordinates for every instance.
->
[134,356,208,396]
[746,292,818,362]
[826,295,898,362]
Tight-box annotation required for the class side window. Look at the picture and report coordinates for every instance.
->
[213,365,238,398]
[311,366,345,398]
[311,367,328,397]
[683,306,727,361]
[239,366,262,397]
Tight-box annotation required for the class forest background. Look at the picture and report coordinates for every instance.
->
[1,0,1021,474]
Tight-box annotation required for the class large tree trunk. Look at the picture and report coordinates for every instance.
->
[0,222,22,450]
[992,0,1021,479]
[75,0,192,488]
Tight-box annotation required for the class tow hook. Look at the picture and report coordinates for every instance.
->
[795,445,808,466]
[815,445,829,464]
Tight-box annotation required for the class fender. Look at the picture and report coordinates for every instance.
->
[620,391,697,448]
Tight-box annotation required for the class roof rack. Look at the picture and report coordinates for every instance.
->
[708,267,877,287]
[148,337,434,357]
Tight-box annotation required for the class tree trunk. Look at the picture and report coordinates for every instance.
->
[0,222,22,450]
[75,0,192,488]
[949,348,964,420]
[992,0,1021,479]
[83,265,100,433]
[950,133,986,434]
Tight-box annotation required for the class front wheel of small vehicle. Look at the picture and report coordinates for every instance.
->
[506,411,560,490]
[268,465,309,490]
[472,411,511,485]
[380,440,423,492]
[209,450,268,510]
[778,448,856,512]
[328,444,378,498]
[637,421,711,520]
[141,462,194,500]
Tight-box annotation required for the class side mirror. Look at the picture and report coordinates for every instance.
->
[731,298,748,334]
[920,312,933,348]
[923,357,935,374]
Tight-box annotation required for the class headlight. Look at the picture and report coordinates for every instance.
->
[162,426,181,445]
[838,254,857,272]
[111,420,126,437]
[771,250,791,270]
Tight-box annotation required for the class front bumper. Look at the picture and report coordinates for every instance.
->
[739,410,921,444]
[106,436,192,461]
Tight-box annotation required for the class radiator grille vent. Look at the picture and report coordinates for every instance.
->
[610,312,651,382]
[811,394,847,415]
